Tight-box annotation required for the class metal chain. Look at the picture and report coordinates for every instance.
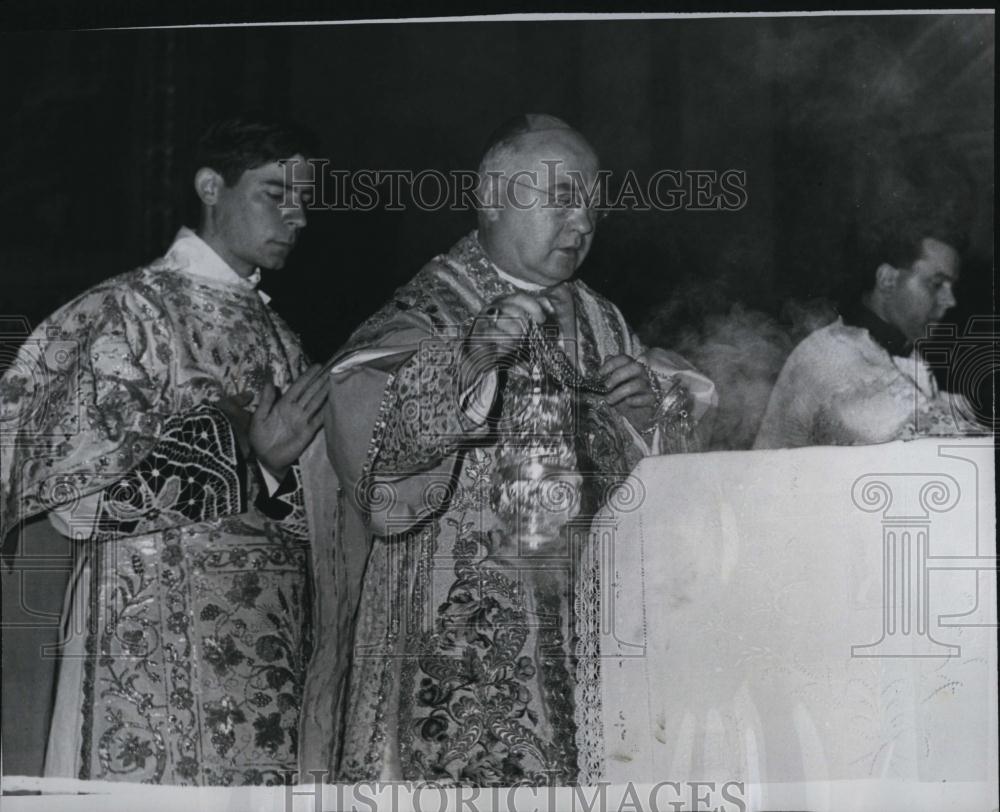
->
[525,320,610,394]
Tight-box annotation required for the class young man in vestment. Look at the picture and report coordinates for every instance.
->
[0,115,329,785]
[300,114,715,785]
[755,218,971,448]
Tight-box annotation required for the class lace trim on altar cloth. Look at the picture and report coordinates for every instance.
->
[574,529,606,785]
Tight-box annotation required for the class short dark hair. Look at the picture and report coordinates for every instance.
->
[194,113,318,186]
[848,140,972,299]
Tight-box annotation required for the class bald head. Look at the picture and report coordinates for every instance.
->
[477,114,598,206]
[476,114,601,286]
[479,114,580,166]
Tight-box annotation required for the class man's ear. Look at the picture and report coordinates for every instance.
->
[194,168,224,205]
[874,262,899,291]
[479,203,502,223]
[476,173,504,222]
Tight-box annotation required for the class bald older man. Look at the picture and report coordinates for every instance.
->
[299,115,715,784]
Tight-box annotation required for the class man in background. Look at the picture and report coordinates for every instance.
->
[755,155,972,448]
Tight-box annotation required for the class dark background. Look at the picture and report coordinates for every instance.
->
[1,16,994,361]
[0,14,995,777]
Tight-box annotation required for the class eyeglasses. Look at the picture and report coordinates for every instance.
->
[506,177,610,223]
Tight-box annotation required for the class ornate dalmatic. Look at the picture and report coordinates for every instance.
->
[0,230,330,785]
[304,232,715,785]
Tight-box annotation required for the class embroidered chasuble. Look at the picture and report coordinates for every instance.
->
[0,229,330,785]
[301,232,715,785]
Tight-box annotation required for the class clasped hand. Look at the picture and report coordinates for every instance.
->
[463,289,657,433]
[598,354,658,435]
[216,364,328,481]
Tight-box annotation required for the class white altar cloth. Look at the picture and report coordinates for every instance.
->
[577,438,997,810]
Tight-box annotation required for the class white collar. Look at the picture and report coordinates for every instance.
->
[164,227,271,304]
[473,230,550,292]
[493,265,546,292]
